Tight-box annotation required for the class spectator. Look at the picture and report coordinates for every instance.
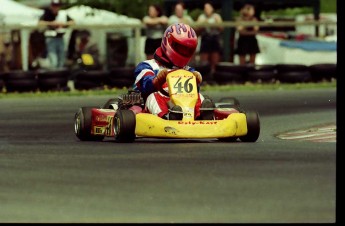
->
[73,30,100,68]
[38,0,75,69]
[143,4,168,60]
[235,4,260,65]
[168,2,194,25]
[196,1,223,72]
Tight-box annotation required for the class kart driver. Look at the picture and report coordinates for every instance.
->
[133,23,214,120]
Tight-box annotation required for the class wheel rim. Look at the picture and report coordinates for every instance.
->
[113,116,120,137]
[74,114,81,135]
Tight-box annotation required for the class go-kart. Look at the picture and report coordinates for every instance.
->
[74,69,260,142]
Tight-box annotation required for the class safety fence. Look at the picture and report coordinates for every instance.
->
[0,20,337,92]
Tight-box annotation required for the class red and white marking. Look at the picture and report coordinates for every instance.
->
[277,124,336,143]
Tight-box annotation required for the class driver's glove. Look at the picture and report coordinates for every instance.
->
[192,71,202,84]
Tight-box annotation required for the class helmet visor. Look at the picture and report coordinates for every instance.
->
[170,40,195,58]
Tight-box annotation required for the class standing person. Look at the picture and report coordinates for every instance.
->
[168,2,194,25]
[38,0,75,69]
[143,4,168,60]
[235,4,260,65]
[133,23,214,120]
[196,1,223,72]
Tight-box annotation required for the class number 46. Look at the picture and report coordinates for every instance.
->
[173,77,194,93]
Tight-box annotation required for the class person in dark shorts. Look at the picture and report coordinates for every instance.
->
[196,2,223,72]
[142,4,168,60]
[235,4,260,65]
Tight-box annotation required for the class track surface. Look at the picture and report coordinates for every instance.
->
[0,88,336,223]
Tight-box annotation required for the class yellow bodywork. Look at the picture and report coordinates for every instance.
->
[135,113,248,139]
[134,69,248,139]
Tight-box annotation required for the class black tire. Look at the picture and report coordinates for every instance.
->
[103,98,119,109]
[38,77,69,91]
[247,65,276,82]
[108,66,135,79]
[106,77,134,88]
[276,64,309,73]
[3,70,36,80]
[74,80,104,90]
[113,110,136,143]
[240,111,260,142]
[74,107,104,141]
[36,69,70,79]
[75,70,107,82]
[277,71,312,83]
[309,63,337,81]
[213,71,244,84]
[215,62,252,74]
[5,79,38,92]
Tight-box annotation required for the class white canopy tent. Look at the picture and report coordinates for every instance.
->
[63,5,143,66]
[1,1,144,70]
[0,0,43,25]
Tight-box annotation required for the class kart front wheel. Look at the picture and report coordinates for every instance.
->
[113,110,136,143]
[74,107,104,141]
[240,111,260,142]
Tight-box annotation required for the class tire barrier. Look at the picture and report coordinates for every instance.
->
[214,63,253,84]
[309,63,337,81]
[36,69,70,92]
[0,63,336,93]
[74,70,108,90]
[247,65,277,83]
[276,64,311,83]
[106,66,135,89]
[2,70,38,92]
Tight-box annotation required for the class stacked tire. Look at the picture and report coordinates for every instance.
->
[276,64,312,83]
[36,68,70,92]
[2,70,38,92]
[247,64,277,83]
[309,63,337,82]
[213,62,251,84]
[74,70,107,90]
[106,66,135,89]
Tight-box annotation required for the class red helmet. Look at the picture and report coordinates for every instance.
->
[161,23,198,68]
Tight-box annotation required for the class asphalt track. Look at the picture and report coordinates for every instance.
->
[0,88,336,223]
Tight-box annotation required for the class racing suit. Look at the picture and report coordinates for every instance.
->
[133,47,205,118]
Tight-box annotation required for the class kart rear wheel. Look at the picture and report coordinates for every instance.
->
[240,111,260,142]
[74,107,104,141]
[102,98,119,109]
[113,110,136,143]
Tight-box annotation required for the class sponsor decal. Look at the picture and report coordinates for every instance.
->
[94,126,104,135]
[95,115,108,122]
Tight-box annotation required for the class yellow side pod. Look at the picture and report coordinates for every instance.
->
[135,112,248,139]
